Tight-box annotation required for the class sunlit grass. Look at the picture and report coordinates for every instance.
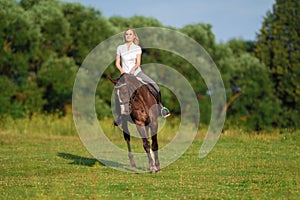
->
[0,115,299,199]
[0,114,77,136]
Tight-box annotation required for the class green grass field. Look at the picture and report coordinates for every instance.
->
[0,116,299,199]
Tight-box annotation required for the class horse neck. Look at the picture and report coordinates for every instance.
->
[126,78,143,91]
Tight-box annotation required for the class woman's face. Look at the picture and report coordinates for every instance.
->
[124,30,135,43]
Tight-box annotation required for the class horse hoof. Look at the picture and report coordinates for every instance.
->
[131,163,137,168]
[150,166,158,173]
[130,161,136,168]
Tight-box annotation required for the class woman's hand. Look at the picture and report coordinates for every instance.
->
[129,68,135,75]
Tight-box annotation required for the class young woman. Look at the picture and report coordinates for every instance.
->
[114,28,170,125]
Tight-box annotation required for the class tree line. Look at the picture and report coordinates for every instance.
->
[0,0,299,131]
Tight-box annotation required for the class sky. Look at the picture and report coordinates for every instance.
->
[62,0,275,42]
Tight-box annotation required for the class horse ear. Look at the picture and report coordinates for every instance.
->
[106,74,118,85]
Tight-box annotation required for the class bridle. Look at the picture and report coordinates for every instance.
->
[114,74,144,115]
[114,82,136,115]
[114,83,129,103]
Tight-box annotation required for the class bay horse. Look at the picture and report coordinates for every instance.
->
[109,74,160,173]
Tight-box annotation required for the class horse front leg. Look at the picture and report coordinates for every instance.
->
[151,134,160,172]
[122,120,136,168]
[137,125,156,173]
[150,120,160,172]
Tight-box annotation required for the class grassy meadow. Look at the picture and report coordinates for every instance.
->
[0,115,299,199]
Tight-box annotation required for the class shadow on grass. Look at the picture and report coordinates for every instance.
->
[57,152,128,169]
[57,152,145,173]
[57,153,104,167]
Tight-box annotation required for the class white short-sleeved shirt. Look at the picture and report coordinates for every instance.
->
[116,43,142,75]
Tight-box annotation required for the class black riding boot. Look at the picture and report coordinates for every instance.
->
[157,91,171,118]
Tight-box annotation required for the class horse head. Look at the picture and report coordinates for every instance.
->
[109,74,141,115]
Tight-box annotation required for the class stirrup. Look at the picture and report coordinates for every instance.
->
[161,107,171,118]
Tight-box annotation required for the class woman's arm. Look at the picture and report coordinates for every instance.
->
[116,55,125,74]
[129,53,141,75]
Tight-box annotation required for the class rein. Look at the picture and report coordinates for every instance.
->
[114,83,127,89]
[114,75,144,115]
[114,82,137,114]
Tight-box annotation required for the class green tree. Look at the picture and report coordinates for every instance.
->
[38,56,78,113]
[62,2,117,65]
[0,76,17,116]
[255,0,300,127]
[0,0,46,117]
[24,0,71,67]
[109,15,163,31]
[180,23,216,56]
[225,54,281,131]
[227,39,255,57]
[0,0,39,82]
[18,78,45,117]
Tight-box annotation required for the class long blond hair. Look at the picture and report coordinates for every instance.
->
[123,28,139,45]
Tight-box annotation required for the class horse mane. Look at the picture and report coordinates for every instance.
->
[117,74,144,91]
